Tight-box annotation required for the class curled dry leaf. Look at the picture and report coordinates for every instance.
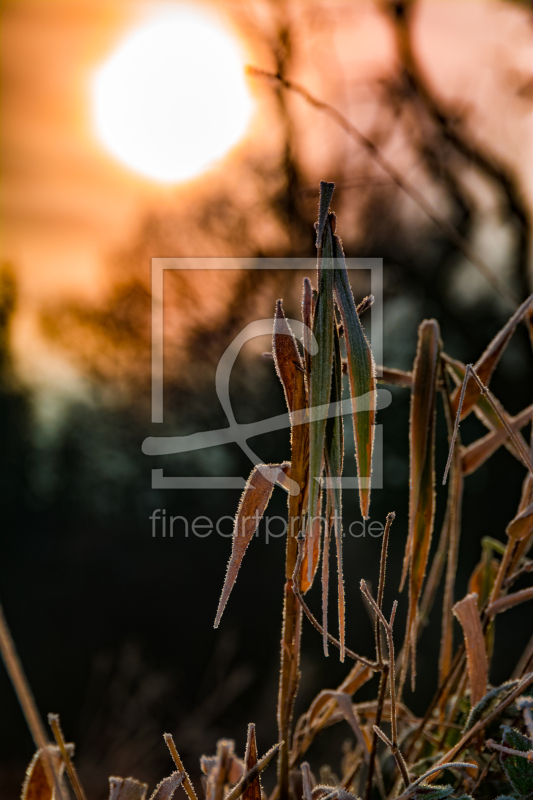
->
[452,593,488,707]
[149,773,184,800]
[215,463,290,627]
[402,320,441,688]
[22,746,70,800]
[109,777,148,800]
[506,502,533,542]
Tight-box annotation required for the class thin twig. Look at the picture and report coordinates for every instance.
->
[376,513,395,667]
[468,367,533,474]
[364,513,395,800]
[486,739,533,761]
[504,560,533,588]
[0,602,64,800]
[246,66,517,308]
[442,364,471,486]
[292,542,380,671]
[470,752,496,795]
[48,714,88,800]
[394,762,478,800]
[487,586,533,616]
[360,580,410,789]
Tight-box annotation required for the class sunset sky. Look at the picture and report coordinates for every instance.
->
[2,0,532,360]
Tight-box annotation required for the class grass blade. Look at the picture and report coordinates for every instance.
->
[273,299,305,416]
[243,724,261,800]
[309,211,336,525]
[325,321,345,660]
[301,492,322,593]
[401,320,441,690]
[333,239,376,519]
[215,463,290,627]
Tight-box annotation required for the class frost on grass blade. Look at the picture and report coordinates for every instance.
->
[332,236,376,519]
[315,180,335,249]
[300,495,321,593]
[214,463,290,628]
[463,681,519,732]
[402,320,441,689]
[324,321,345,660]
[243,724,262,800]
[273,300,306,417]
[308,212,335,529]
[149,773,184,800]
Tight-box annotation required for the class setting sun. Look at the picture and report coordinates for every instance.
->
[90,5,253,183]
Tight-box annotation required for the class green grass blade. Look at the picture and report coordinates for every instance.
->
[324,322,345,660]
[332,240,376,519]
[308,212,336,525]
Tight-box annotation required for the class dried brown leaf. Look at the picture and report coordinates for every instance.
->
[506,502,533,542]
[22,747,69,800]
[243,725,261,800]
[452,593,488,707]
[215,463,290,627]
[273,300,306,416]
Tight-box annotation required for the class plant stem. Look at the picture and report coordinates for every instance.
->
[0,602,64,800]
[48,714,88,800]
[164,733,199,800]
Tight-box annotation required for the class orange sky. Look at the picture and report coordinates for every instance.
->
[1,0,532,314]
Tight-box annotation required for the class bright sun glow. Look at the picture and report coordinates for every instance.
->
[91,6,253,183]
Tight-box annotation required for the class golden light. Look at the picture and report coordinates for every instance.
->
[91,5,253,183]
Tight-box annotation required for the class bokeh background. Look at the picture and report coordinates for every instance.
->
[1,1,532,798]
